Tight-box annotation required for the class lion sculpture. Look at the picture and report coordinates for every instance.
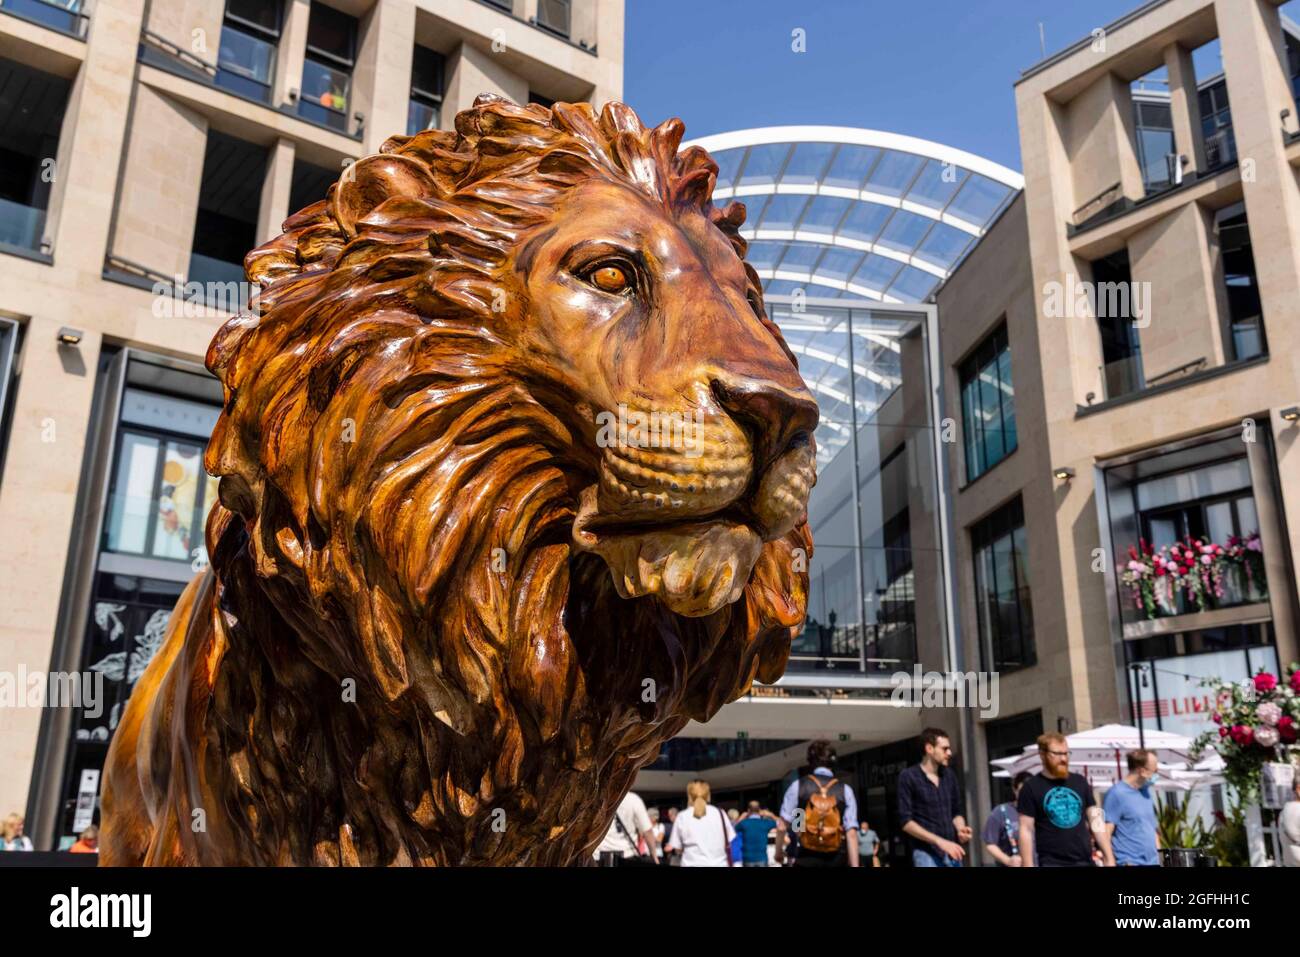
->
[100,96,817,866]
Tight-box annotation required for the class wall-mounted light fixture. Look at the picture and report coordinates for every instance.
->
[1052,466,1075,482]
[1281,406,1300,423]
[56,326,83,346]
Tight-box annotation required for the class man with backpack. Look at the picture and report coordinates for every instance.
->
[778,740,861,867]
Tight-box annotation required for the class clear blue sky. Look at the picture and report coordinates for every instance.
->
[624,0,1148,172]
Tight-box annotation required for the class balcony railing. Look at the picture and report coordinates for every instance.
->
[1,0,88,38]
[1203,127,1237,172]
[187,253,249,310]
[216,25,276,104]
[406,99,439,136]
[0,197,47,254]
[789,621,917,674]
[1098,353,1145,401]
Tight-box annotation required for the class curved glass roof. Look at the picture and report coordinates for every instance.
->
[685,127,1024,304]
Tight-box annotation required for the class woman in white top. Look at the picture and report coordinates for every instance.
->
[1,813,33,851]
[664,780,734,867]
[1281,776,1300,868]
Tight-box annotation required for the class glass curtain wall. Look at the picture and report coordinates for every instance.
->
[768,298,949,675]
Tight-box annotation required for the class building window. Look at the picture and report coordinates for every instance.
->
[536,0,571,38]
[876,505,916,655]
[216,0,282,104]
[1214,203,1266,361]
[972,496,1036,674]
[0,316,19,479]
[103,391,221,563]
[959,325,1016,482]
[406,45,444,135]
[1198,80,1236,171]
[0,57,71,256]
[1133,98,1175,194]
[189,131,269,303]
[1091,249,1144,399]
[299,2,357,133]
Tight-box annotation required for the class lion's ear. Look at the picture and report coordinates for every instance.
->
[332,154,439,239]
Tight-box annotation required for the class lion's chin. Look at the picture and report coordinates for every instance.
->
[572,485,762,617]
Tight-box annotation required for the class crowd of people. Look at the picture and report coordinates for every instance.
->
[6,730,1300,865]
[1,813,97,854]
[596,729,1300,867]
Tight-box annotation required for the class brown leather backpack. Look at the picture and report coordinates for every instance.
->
[800,775,843,853]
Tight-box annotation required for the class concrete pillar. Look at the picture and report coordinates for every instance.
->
[0,320,103,828]
[1064,72,1145,211]
[1129,202,1226,377]
[257,137,296,245]
[444,40,528,117]
[274,0,312,110]
[591,0,624,107]
[44,0,146,274]
[1163,43,1207,175]
[110,86,208,278]
[355,0,416,152]
[1216,0,1300,667]
[1017,88,1106,410]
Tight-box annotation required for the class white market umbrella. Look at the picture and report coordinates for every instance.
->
[992,724,1203,782]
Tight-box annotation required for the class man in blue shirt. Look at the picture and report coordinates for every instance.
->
[734,801,782,867]
[1104,749,1161,866]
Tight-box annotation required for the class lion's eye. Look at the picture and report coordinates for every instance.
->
[588,265,630,293]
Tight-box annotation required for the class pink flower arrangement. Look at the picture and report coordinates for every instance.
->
[1195,663,1300,799]
[1121,532,1268,620]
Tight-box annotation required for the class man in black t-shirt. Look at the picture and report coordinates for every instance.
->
[1018,732,1115,867]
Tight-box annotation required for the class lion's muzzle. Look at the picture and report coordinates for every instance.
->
[574,374,817,618]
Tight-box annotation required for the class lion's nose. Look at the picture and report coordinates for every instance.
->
[711,375,819,475]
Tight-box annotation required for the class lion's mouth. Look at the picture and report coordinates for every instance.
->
[572,485,762,618]
[570,434,814,618]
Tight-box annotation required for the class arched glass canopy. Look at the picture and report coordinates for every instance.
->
[685,127,1024,471]
[685,126,1024,305]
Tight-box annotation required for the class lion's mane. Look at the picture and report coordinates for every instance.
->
[191,96,812,865]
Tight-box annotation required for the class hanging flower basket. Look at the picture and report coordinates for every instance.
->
[1120,533,1268,620]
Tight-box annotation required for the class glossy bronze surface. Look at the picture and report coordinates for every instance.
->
[101,96,816,866]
